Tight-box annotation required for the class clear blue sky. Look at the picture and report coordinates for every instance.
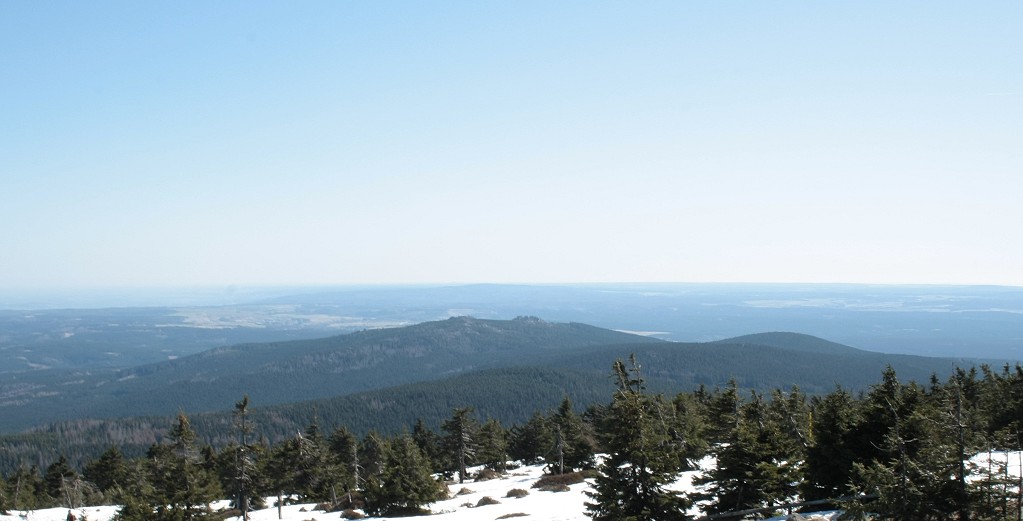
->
[2,1,1021,290]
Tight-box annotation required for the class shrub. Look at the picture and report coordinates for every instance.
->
[336,492,366,511]
[475,468,501,481]
[213,509,241,520]
[496,514,529,519]
[505,488,529,498]
[531,470,595,491]
[341,509,365,520]
[456,487,474,496]
[476,496,501,507]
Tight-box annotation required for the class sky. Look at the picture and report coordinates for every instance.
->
[2,1,1021,291]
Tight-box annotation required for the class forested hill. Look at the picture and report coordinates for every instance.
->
[0,316,660,432]
[1,330,978,472]
[714,331,866,355]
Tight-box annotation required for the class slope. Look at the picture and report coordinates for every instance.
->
[0,316,660,432]
[2,331,979,472]
[713,332,866,355]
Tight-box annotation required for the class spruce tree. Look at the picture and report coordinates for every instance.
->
[292,421,332,502]
[586,356,689,521]
[0,473,10,514]
[705,379,742,442]
[548,397,597,473]
[411,419,443,472]
[83,446,129,496]
[364,435,444,516]
[262,436,301,514]
[698,391,799,517]
[127,412,222,521]
[327,426,361,499]
[360,431,390,486]
[232,395,255,519]
[803,387,861,501]
[9,465,44,511]
[669,391,710,468]
[477,418,510,472]
[509,412,553,465]
[442,407,479,484]
[109,457,155,521]
[43,455,77,507]
[849,368,952,521]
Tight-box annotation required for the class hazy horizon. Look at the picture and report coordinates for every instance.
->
[3,280,1022,311]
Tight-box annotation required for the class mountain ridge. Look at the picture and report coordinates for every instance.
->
[713,331,867,355]
[0,318,988,472]
[0,317,982,436]
[0,316,660,432]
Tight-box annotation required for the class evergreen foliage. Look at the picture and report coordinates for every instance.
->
[115,412,222,521]
[698,392,799,517]
[231,395,255,519]
[477,418,510,472]
[359,432,389,487]
[327,425,361,500]
[442,407,480,484]
[363,435,444,516]
[42,455,78,507]
[83,446,129,496]
[5,355,1023,521]
[586,356,690,521]
[6,465,45,511]
[802,387,861,501]
[508,411,554,465]
[0,472,8,514]
[669,391,710,468]
[548,397,598,474]
[411,419,443,472]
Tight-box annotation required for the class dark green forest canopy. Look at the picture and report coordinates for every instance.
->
[0,317,991,474]
[4,361,1023,521]
[0,317,659,432]
[0,317,980,434]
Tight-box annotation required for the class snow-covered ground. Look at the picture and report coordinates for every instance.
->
[5,452,1019,521]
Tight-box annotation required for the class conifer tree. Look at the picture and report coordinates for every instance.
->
[411,419,443,472]
[262,436,300,513]
[477,418,510,472]
[933,370,988,521]
[982,364,1023,438]
[769,387,811,459]
[43,455,77,507]
[548,397,597,473]
[849,368,953,521]
[232,395,255,519]
[705,379,742,442]
[364,435,444,516]
[509,411,553,465]
[669,391,710,467]
[360,431,390,486]
[586,356,689,521]
[292,420,333,502]
[328,426,361,498]
[698,391,798,517]
[125,412,222,521]
[83,446,129,496]
[0,473,10,514]
[442,407,479,483]
[109,457,155,520]
[9,465,44,511]
[803,387,861,501]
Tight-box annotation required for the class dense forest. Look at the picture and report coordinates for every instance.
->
[2,359,1022,521]
[2,317,980,435]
